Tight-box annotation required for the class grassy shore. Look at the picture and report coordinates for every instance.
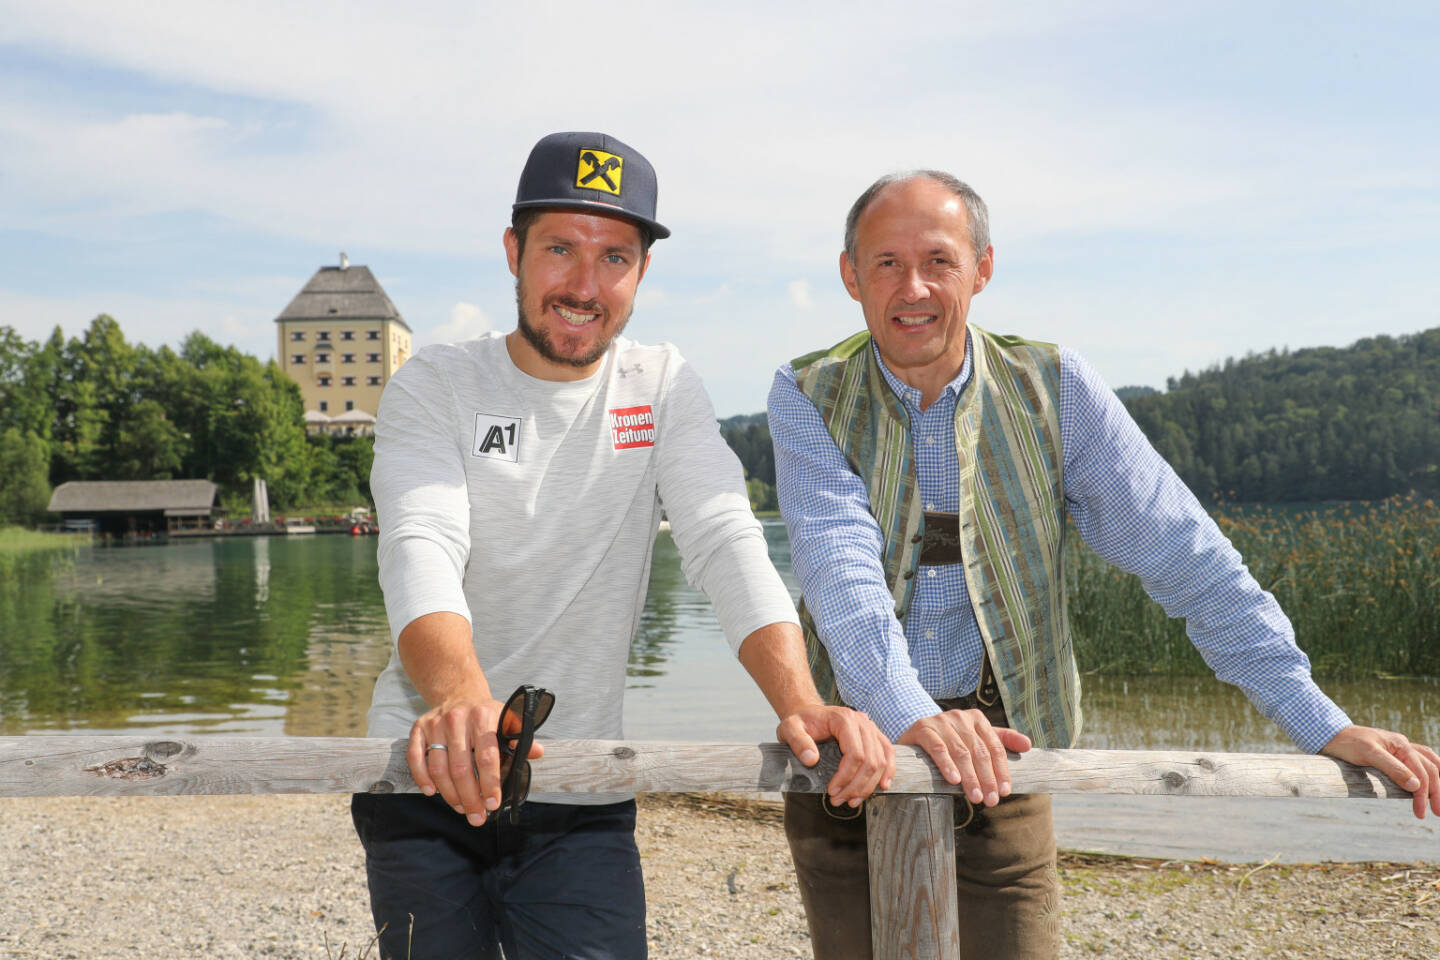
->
[0,526,78,554]
[0,527,81,578]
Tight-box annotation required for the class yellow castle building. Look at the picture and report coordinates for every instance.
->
[274,253,411,436]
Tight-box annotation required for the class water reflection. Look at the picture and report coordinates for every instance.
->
[622,520,802,741]
[1,522,1435,752]
[627,530,689,684]
[0,536,391,736]
[254,536,270,605]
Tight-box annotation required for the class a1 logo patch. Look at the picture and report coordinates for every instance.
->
[472,413,522,462]
[609,405,656,450]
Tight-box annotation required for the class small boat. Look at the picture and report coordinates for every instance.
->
[282,517,317,535]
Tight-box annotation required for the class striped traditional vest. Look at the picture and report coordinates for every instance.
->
[790,326,1082,748]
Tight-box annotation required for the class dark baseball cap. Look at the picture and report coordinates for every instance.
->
[513,131,670,241]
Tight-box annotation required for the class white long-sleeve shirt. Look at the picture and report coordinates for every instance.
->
[365,333,797,801]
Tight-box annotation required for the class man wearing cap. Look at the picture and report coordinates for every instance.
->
[770,170,1440,959]
[350,132,895,959]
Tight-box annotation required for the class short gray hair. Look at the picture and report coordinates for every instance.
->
[843,170,990,263]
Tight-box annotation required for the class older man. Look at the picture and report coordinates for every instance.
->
[768,170,1439,960]
[352,132,893,960]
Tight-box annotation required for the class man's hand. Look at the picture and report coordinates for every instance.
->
[737,622,894,804]
[406,697,545,827]
[777,705,896,807]
[1321,724,1440,819]
[898,709,1032,808]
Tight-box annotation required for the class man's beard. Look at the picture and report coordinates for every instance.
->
[515,278,632,369]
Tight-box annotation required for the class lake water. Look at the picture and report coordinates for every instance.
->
[3,524,1436,860]
[4,522,1437,745]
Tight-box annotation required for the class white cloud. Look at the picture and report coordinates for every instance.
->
[636,287,668,308]
[0,0,1435,411]
[218,314,256,340]
[0,1,1396,261]
[691,284,732,305]
[787,280,815,311]
[427,302,492,345]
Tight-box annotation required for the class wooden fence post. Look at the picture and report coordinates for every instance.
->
[866,795,961,960]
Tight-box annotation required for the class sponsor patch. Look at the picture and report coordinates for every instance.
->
[576,148,624,195]
[472,413,522,462]
[609,404,656,450]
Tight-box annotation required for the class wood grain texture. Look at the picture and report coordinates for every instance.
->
[867,795,960,960]
[0,736,414,797]
[0,737,1410,799]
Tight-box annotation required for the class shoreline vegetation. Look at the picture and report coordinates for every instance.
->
[1067,494,1440,679]
[0,526,78,578]
[0,526,75,553]
[1,791,1434,960]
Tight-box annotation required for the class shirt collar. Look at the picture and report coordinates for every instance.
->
[871,329,973,412]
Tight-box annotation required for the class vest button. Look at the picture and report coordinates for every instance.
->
[911,534,923,543]
[903,570,914,580]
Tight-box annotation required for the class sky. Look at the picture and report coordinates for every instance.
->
[1,1,1437,416]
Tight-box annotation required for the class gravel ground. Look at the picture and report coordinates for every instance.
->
[1,793,1435,959]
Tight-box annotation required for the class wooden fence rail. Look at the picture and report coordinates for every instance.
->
[0,736,1408,800]
[0,737,1408,960]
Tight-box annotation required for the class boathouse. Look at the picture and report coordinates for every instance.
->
[47,480,223,536]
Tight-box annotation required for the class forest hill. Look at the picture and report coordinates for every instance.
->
[722,326,1440,510]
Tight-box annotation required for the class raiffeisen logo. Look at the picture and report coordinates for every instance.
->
[609,405,656,450]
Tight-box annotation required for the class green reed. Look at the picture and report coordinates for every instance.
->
[0,527,81,579]
[1066,496,1440,678]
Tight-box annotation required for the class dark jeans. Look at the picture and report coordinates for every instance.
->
[784,696,1060,960]
[351,793,646,960]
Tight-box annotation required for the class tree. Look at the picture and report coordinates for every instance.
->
[333,434,376,504]
[112,398,185,479]
[746,477,777,512]
[165,333,310,506]
[0,428,51,526]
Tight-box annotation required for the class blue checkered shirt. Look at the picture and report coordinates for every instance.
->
[769,335,1352,753]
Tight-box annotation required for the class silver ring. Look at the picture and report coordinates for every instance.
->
[426,743,449,753]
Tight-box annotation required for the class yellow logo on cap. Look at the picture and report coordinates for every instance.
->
[576,149,624,195]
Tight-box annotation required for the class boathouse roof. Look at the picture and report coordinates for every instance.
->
[275,261,412,332]
[48,479,222,516]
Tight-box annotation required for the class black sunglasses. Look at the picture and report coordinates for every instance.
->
[497,684,556,824]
